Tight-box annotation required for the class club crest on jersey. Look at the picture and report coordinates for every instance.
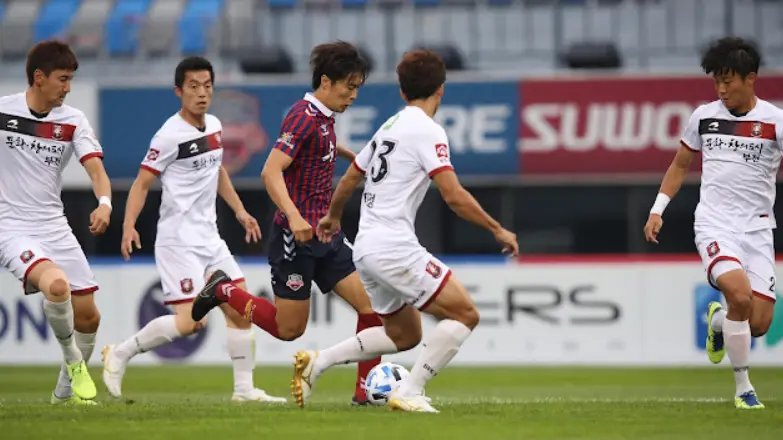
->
[19,250,34,264]
[277,132,295,149]
[706,241,720,258]
[320,124,330,137]
[53,124,63,140]
[425,260,442,278]
[751,122,762,138]
[214,132,222,146]
[146,148,160,161]
[435,143,449,163]
[286,274,304,291]
[180,278,194,293]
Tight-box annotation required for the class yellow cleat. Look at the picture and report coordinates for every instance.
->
[50,392,97,406]
[735,391,764,409]
[705,301,726,364]
[291,350,318,408]
[66,360,97,400]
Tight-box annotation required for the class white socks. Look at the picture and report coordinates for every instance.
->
[43,298,82,365]
[54,331,96,398]
[710,308,727,332]
[226,328,255,395]
[115,315,182,361]
[400,319,472,396]
[723,318,754,396]
[314,327,398,377]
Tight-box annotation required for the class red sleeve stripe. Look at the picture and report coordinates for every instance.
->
[680,140,698,152]
[352,160,365,175]
[79,152,103,164]
[429,165,454,178]
[140,165,161,176]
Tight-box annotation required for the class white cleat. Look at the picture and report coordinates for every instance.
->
[101,344,127,399]
[387,389,440,413]
[232,388,288,403]
[291,350,319,408]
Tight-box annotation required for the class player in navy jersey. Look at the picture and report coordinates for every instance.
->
[192,41,383,406]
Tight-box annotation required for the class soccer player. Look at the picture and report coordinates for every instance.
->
[0,40,109,405]
[191,41,384,405]
[644,37,782,409]
[290,49,519,413]
[101,57,286,403]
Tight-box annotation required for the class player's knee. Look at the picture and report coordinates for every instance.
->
[75,308,101,333]
[751,320,771,338]
[458,305,480,330]
[724,288,753,316]
[384,322,421,352]
[47,277,70,299]
[277,324,305,341]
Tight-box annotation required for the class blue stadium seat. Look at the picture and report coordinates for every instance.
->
[341,0,368,8]
[179,0,223,55]
[105,0,152,56]
[413,0,440,6]
[34,0,81,42]
[267,0,297,8]
[0,2,5,23]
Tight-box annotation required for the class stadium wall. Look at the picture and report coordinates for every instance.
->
[2,257,782,366]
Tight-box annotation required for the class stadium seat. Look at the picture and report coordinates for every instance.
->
[341,0,368,8]
[141,0,187,57]
[238,46,294,74]
[266,0,297,8]
[0,1,42,60]
[220,0,258,58]
[0,2,6,22]
[560,42,622,69]
[413,0,440,7]
[413,43,465,70]
[67,0,113,58]
[105,0,152,57]
[179,0,224,55]
[34,0,81,43]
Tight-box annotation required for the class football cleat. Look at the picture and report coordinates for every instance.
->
[101,344,127,399]
[191,270,230,321]
[705,301,726,364]
[387,389,439,413]
[231,388,288,403]
[735,391,765,409]
[50,392,97,406]
[291,350,319,408]
[67,360,97,400]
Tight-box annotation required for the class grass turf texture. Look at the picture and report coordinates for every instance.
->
[0,366,781,439]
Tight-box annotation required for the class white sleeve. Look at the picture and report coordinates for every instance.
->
[140,134,178,176]
[352,140,374,174]
[415,126,454,178]
[680,108,702,152]
[73,114,103,164]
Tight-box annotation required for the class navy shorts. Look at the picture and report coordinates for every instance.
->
[268,222,356,300]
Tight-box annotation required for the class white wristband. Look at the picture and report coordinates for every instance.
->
[98,196,112,211]
[650,193,670,216]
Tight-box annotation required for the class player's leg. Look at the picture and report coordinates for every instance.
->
[205,245,287,403]
[745,230,776,339]
[697,231,762,409]
[0,236,96,402]
[314,235,383,405]
[101,247,206,398]
[388,255,478,413]
[48,234,101,405]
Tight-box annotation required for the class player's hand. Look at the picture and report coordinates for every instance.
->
[89,205,111,236]
[236,210,262,244]
[493,227,519,257]
[644,214,663,244]
[316,215,341,243]
[121,227,141,261]
[290,215,314,244]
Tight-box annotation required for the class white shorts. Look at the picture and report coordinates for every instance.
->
[0,229,98,295]
[354,248,452,317]
[155,240,244,305]
[694,227,776,302]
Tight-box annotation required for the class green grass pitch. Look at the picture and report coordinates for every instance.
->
[1,365,781,439]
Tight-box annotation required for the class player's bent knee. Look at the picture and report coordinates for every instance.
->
[277,325,305,341]
[75,310,101,333]
[457,305,480,330]
[382,316,422,351]
[46,276,71,299]
[751,320,771,338]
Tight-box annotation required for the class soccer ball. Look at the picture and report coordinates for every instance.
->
[363,362,410,406]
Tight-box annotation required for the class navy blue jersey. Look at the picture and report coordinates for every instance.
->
[272,94,337,228]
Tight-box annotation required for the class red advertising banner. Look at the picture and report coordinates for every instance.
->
[519,74,783,175]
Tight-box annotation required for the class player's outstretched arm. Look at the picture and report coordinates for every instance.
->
[644,144,697,244]
[121,169,156,260]
[317,164,364,243]
[218,166,261,243]
[336,143,356,162]
[82,157,112,236]
[432,170,519,256]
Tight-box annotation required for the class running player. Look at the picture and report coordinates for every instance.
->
[0,40,109,405]
[191,41,383,405]
[101,57,286,403]
[292,49,519,412]
[644,37,783,409]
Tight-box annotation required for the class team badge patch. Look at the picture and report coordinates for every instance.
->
[20,250,34,264]
[425,260,442,278]
[435,143,449,162]
[146,148,160,161]
[286,274,304,291]
[751,122,762,138]
[706,241,720,258]
[180,278,194,293]
[53,124,63,140]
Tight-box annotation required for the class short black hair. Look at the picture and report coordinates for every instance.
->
[26,40,79,86]
[310,41,369,90]
[701,37,761,78]
[396,50,446,101]
[175,56,215,89]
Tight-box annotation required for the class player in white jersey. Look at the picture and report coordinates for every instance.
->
[0,41,110,405]
[100,57,286,403]
[290,50,519,413]
[645,37,783,409]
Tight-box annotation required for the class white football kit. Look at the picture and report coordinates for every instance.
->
[352,106,454,316]
[0,92,102,295]
[684,98,783,301]
[140,113,242,305]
